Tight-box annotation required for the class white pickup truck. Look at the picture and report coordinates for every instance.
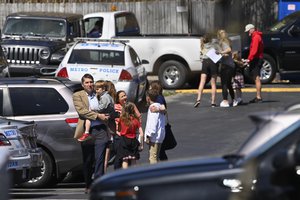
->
[84,11,241,89]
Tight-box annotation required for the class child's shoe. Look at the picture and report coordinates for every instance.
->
[232,99,239,107]
[78,133,92,142]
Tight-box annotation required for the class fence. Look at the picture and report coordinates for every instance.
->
[0,0,278,35]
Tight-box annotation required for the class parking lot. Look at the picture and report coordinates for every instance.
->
[8,82,300,200]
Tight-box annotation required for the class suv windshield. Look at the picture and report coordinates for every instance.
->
[68,49,124,65]
[3,18,66,37]
[269,13,299,32]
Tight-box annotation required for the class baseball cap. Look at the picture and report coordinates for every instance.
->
[245,24,255,32]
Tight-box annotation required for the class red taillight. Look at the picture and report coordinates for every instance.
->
[0,133,11,146]
[119,70,133,81]
[57,67,69,78]
[65,118,78,128]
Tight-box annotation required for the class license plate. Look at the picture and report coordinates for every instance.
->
[4,130,17,137]
[7,161,18,168]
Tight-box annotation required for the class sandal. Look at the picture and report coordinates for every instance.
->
[194,100,201,108]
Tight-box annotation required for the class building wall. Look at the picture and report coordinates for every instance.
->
[0,0,278,35]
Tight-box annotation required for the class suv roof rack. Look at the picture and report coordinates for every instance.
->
[75,38,129,45]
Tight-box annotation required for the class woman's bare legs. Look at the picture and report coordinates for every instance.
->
[210,75,217,105]
[194,73,207,107]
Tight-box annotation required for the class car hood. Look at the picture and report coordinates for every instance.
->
[1,39,66,50]
[91,156,232,191]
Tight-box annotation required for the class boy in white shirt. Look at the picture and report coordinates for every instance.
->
[144,90,166,164]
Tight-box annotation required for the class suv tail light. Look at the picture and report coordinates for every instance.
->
[119,70,133,81]
[0,133,11,146]
[57,67,69,78]
[65,118,78,128]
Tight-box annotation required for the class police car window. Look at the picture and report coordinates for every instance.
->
[68,49,124,65]
[129,47,141,67]
[9,88,68,116]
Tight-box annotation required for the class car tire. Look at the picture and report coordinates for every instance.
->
[158,60,188,89]
[20,149,57,188]
[244,54,276,84]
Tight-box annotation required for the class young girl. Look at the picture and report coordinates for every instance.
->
[116,102,144,169]
[217,29,237,107]
[232,52,245,105]
[194,33,218,108]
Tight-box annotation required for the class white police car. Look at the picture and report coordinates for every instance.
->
[0,118,42,185]
[55,39,148,102]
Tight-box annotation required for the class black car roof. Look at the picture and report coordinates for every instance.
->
[6,12,83,20]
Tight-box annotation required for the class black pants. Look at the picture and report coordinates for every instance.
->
[81,124,108,189]
[220,64,235,100]
[112,135,122,169]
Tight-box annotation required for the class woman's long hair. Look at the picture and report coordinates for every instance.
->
[120,102,139,127]
[217,29,231,47]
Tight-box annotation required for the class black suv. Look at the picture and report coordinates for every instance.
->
[243,11,300,83]
[0,77,83,187]
[1,12,85,77]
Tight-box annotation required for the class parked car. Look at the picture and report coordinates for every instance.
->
[0,77,83,188]
[1,12,85,76]
[55,38,148,102]
[0,148,10,200]
[90,103,300,200]
[0,118,42,185]
[242,10,300,84]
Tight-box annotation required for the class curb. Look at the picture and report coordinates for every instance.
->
[175,88,300,94]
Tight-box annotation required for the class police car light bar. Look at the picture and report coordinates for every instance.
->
[75,38,129,44]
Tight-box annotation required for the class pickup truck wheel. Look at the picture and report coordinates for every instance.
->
[243,54,276,84]
[158,60,187,89]
[19,150,57,188]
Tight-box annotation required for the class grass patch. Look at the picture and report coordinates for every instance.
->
[163,90,177,97]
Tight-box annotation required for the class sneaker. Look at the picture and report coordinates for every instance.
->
[249,97,263,103]
[236,98,243,105]
[232,99,238,107]
[220,100,230,107]
[78,133,92,142]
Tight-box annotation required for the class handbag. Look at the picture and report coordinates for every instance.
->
[162,123,177,150]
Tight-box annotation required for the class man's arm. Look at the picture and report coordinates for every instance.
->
[248,35,260,61]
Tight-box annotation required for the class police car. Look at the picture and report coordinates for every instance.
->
[55,38,148,102]
[0,118,42,184]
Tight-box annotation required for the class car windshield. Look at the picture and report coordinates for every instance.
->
[3,18,66,38]
[68,49,124,65]
[269,13,298,32]
[238,114,300,156]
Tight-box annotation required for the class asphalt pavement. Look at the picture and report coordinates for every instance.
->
[10,82,300,200]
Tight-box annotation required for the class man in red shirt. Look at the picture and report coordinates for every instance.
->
[244,24,263,103]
